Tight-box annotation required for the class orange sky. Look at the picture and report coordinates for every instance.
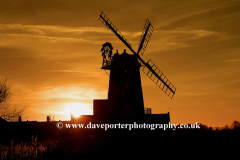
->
[0,0,239,128]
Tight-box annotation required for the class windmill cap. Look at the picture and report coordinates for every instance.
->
[112,50,141,67]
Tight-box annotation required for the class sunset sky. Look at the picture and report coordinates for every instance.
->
[0,0,239,128]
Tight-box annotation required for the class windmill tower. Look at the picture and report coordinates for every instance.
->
[93,12,176,123]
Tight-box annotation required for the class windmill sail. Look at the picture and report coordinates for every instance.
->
[142,59,176,98]
[99,12,136,54]
[137,19,154,56]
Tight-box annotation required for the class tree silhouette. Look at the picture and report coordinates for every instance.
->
[0,76,12,104]
[222,125,229,130]
[199,123,208,131]
[231,120,240,129]
[208,127,213,131]
[0,76,26,122]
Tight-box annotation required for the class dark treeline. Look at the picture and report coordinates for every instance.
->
[173,120,240,132]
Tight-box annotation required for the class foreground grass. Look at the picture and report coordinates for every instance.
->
[0,135,58,160]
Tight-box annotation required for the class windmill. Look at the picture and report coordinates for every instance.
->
[94,12,176,119]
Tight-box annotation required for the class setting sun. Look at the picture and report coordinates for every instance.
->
[62,102,92,118]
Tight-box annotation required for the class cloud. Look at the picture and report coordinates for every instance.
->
[146,42,192,54]
[156,28,230,41]
[155,0,240,30]
[225,59,240,63]
[143,28,233,54]
[168,29,228,39]
[43,70,100,73]
[36,84,107,101]
[0,24,113,44]
[0,24,111,35]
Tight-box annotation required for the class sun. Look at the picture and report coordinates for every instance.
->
[63,102,91,118]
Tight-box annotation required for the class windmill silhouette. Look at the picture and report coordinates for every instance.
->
[93,12,176,122]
